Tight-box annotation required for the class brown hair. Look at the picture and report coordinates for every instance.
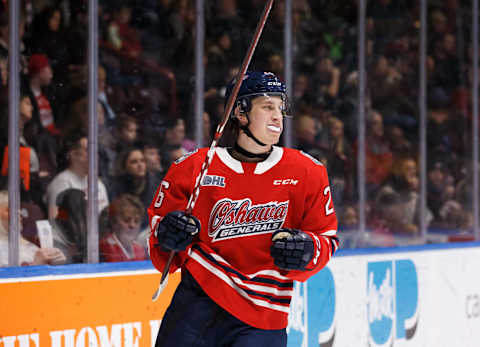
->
[108,194,144,221]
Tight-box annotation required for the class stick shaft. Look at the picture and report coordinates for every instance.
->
[157,0,275,288]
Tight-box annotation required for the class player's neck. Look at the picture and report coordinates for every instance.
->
[229,142,272,162]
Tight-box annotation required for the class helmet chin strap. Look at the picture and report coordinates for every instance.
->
[238,111,268,147]
[240,124,268,147]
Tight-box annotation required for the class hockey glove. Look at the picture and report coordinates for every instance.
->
[155,211,201,252]
[270,229,314,270]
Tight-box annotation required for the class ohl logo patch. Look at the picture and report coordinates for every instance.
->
[367,260,419,347]
[208,198,289,242]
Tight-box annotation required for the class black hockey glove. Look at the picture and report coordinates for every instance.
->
[270,229,314,270]
[155,211,201,252]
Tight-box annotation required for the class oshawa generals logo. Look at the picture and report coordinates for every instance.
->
[208,198,289,242]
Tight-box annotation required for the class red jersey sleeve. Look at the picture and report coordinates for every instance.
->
[147,150,201,274]
[284,156,339,282]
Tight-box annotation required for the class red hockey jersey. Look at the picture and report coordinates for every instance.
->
[148,146,338,330]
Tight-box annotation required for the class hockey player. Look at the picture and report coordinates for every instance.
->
[148,71,339,346]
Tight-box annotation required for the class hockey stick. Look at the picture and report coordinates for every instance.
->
[152,0,275,301]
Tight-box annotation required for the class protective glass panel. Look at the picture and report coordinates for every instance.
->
[426,2,475,244]
[291,1,359,248]
[364,1,422,248]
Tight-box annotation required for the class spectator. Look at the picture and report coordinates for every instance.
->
[98,65,117,127]
[100,194,147,262]
[99,113,139,179]
[206,30,234,87]
[0,11,27,72]
[106,3,143,59]
[0,56,6,86]
[294,114,318,154]
[161,117,190,154]
[312,57,341,110]
[293,73,314,113]
[110,147,159,225]
[376,157,431,234]
[431,32,461,93]
[142,141,165,182]
[45,132,109,219]
[427,160,456,224]
[360,110,393,195]
[327,117,353,206]
[181,111,213,151]
[368,191,405,247]
[28,5,70,109]
[63,97,106,136]
[25,53,60,136]
[0,190,65,266]
[23,53,60,178]
[50,188,87,263]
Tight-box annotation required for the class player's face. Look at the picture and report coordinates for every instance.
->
[246,95,284,146]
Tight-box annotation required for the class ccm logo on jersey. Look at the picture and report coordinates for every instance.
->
[273,178,298,186]
[201,175,226,187]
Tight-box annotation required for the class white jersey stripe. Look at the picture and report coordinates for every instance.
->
[245,269,290,281]
[191,251,290,313]
[230,275,293,296]
[209,253,291,281]
[321,229,337,236]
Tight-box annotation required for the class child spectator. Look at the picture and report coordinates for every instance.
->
[100,194,147,262]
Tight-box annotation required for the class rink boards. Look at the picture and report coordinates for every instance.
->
[1,242,480,347]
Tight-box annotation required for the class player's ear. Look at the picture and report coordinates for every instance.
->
[233,106,248,126]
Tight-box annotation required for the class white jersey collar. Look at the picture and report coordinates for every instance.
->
[215,146,283,175]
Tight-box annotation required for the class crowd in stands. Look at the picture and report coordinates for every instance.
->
[0,0,478,266]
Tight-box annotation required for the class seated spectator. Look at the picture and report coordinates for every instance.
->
[23,53,60,178]
[293,74,314,113]
[99,113,139,179]
[0,11,28,72]
[106,3,143,59]
[98,65,117,128]
[294,113,319,154]
[0,56,6,86]
[0,190,65,266]
[376,158,432,234]
[25,54,60,136]
[339,205,358,230]
[0,92,46,206]
[141,140,165,182]
[100,194,147,262]
[50,189,87,264]
[181,112,214,151]
[45,131,109,219]
[368,191,405,247]
[357,110,393,195]
[427,160,455,221]
[27,5,70,114]
[327,117,353,205]
[110,147,159,225]
[312,57,341,110]
[162,117,190,154]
